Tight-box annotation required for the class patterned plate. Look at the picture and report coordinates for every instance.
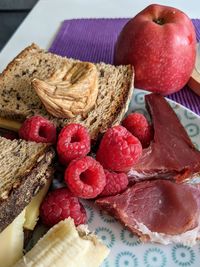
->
[31,89,200,267]
[85,89,200,267]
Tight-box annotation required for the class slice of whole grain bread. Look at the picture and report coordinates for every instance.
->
[0,137,54,232]
[0,44,134,140]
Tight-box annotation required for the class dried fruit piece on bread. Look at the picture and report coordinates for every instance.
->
[0,44,134,140]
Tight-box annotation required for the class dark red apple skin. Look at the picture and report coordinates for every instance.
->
[114,4,196,95]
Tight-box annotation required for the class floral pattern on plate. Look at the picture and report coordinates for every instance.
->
[30,89,200,267]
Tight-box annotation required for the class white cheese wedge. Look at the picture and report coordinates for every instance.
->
[13,218,110,267]
[0,210,25,267]
[24,179,51,230]
[0,180,51,267]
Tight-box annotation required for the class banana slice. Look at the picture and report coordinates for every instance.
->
[13,218,109,267]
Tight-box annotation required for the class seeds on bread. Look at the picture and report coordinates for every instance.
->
[0,44,134,140]
[0,137,54,233]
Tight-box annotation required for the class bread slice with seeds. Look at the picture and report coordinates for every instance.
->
[0,137,54,233]
[0,44,134,140]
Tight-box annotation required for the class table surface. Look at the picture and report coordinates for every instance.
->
[0,0,200,72]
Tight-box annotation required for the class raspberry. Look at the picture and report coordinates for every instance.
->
[96,125,142,172]
[65,156,106,199]
[99,170,128,197]
[57,123,90,165]
[19,116,56,144]
[40,187,87,226]
[122,113,153,148]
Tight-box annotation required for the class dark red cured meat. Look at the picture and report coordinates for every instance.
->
[128,93,200,183]
[96,180,200,236]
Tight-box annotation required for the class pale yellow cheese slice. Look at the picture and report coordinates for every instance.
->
[0,117,22,132]
[0,210,25,267]
[0,180,51,267]
[24,179,51,230]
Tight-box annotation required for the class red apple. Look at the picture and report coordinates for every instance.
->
[114,4,196,95]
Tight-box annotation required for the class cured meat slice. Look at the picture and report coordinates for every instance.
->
[96,180,200,246]
[128,93,200,183]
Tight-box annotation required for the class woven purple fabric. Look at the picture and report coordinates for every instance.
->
[49,18,200,115]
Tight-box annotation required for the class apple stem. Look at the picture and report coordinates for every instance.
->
[153,18,165,25]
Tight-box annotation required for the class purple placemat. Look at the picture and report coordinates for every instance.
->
[49,18,200,115]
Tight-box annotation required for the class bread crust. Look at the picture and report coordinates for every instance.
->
[110,67,134,127]
[0,43,41,80]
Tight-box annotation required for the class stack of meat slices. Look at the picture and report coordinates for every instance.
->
[96,93,200,246]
